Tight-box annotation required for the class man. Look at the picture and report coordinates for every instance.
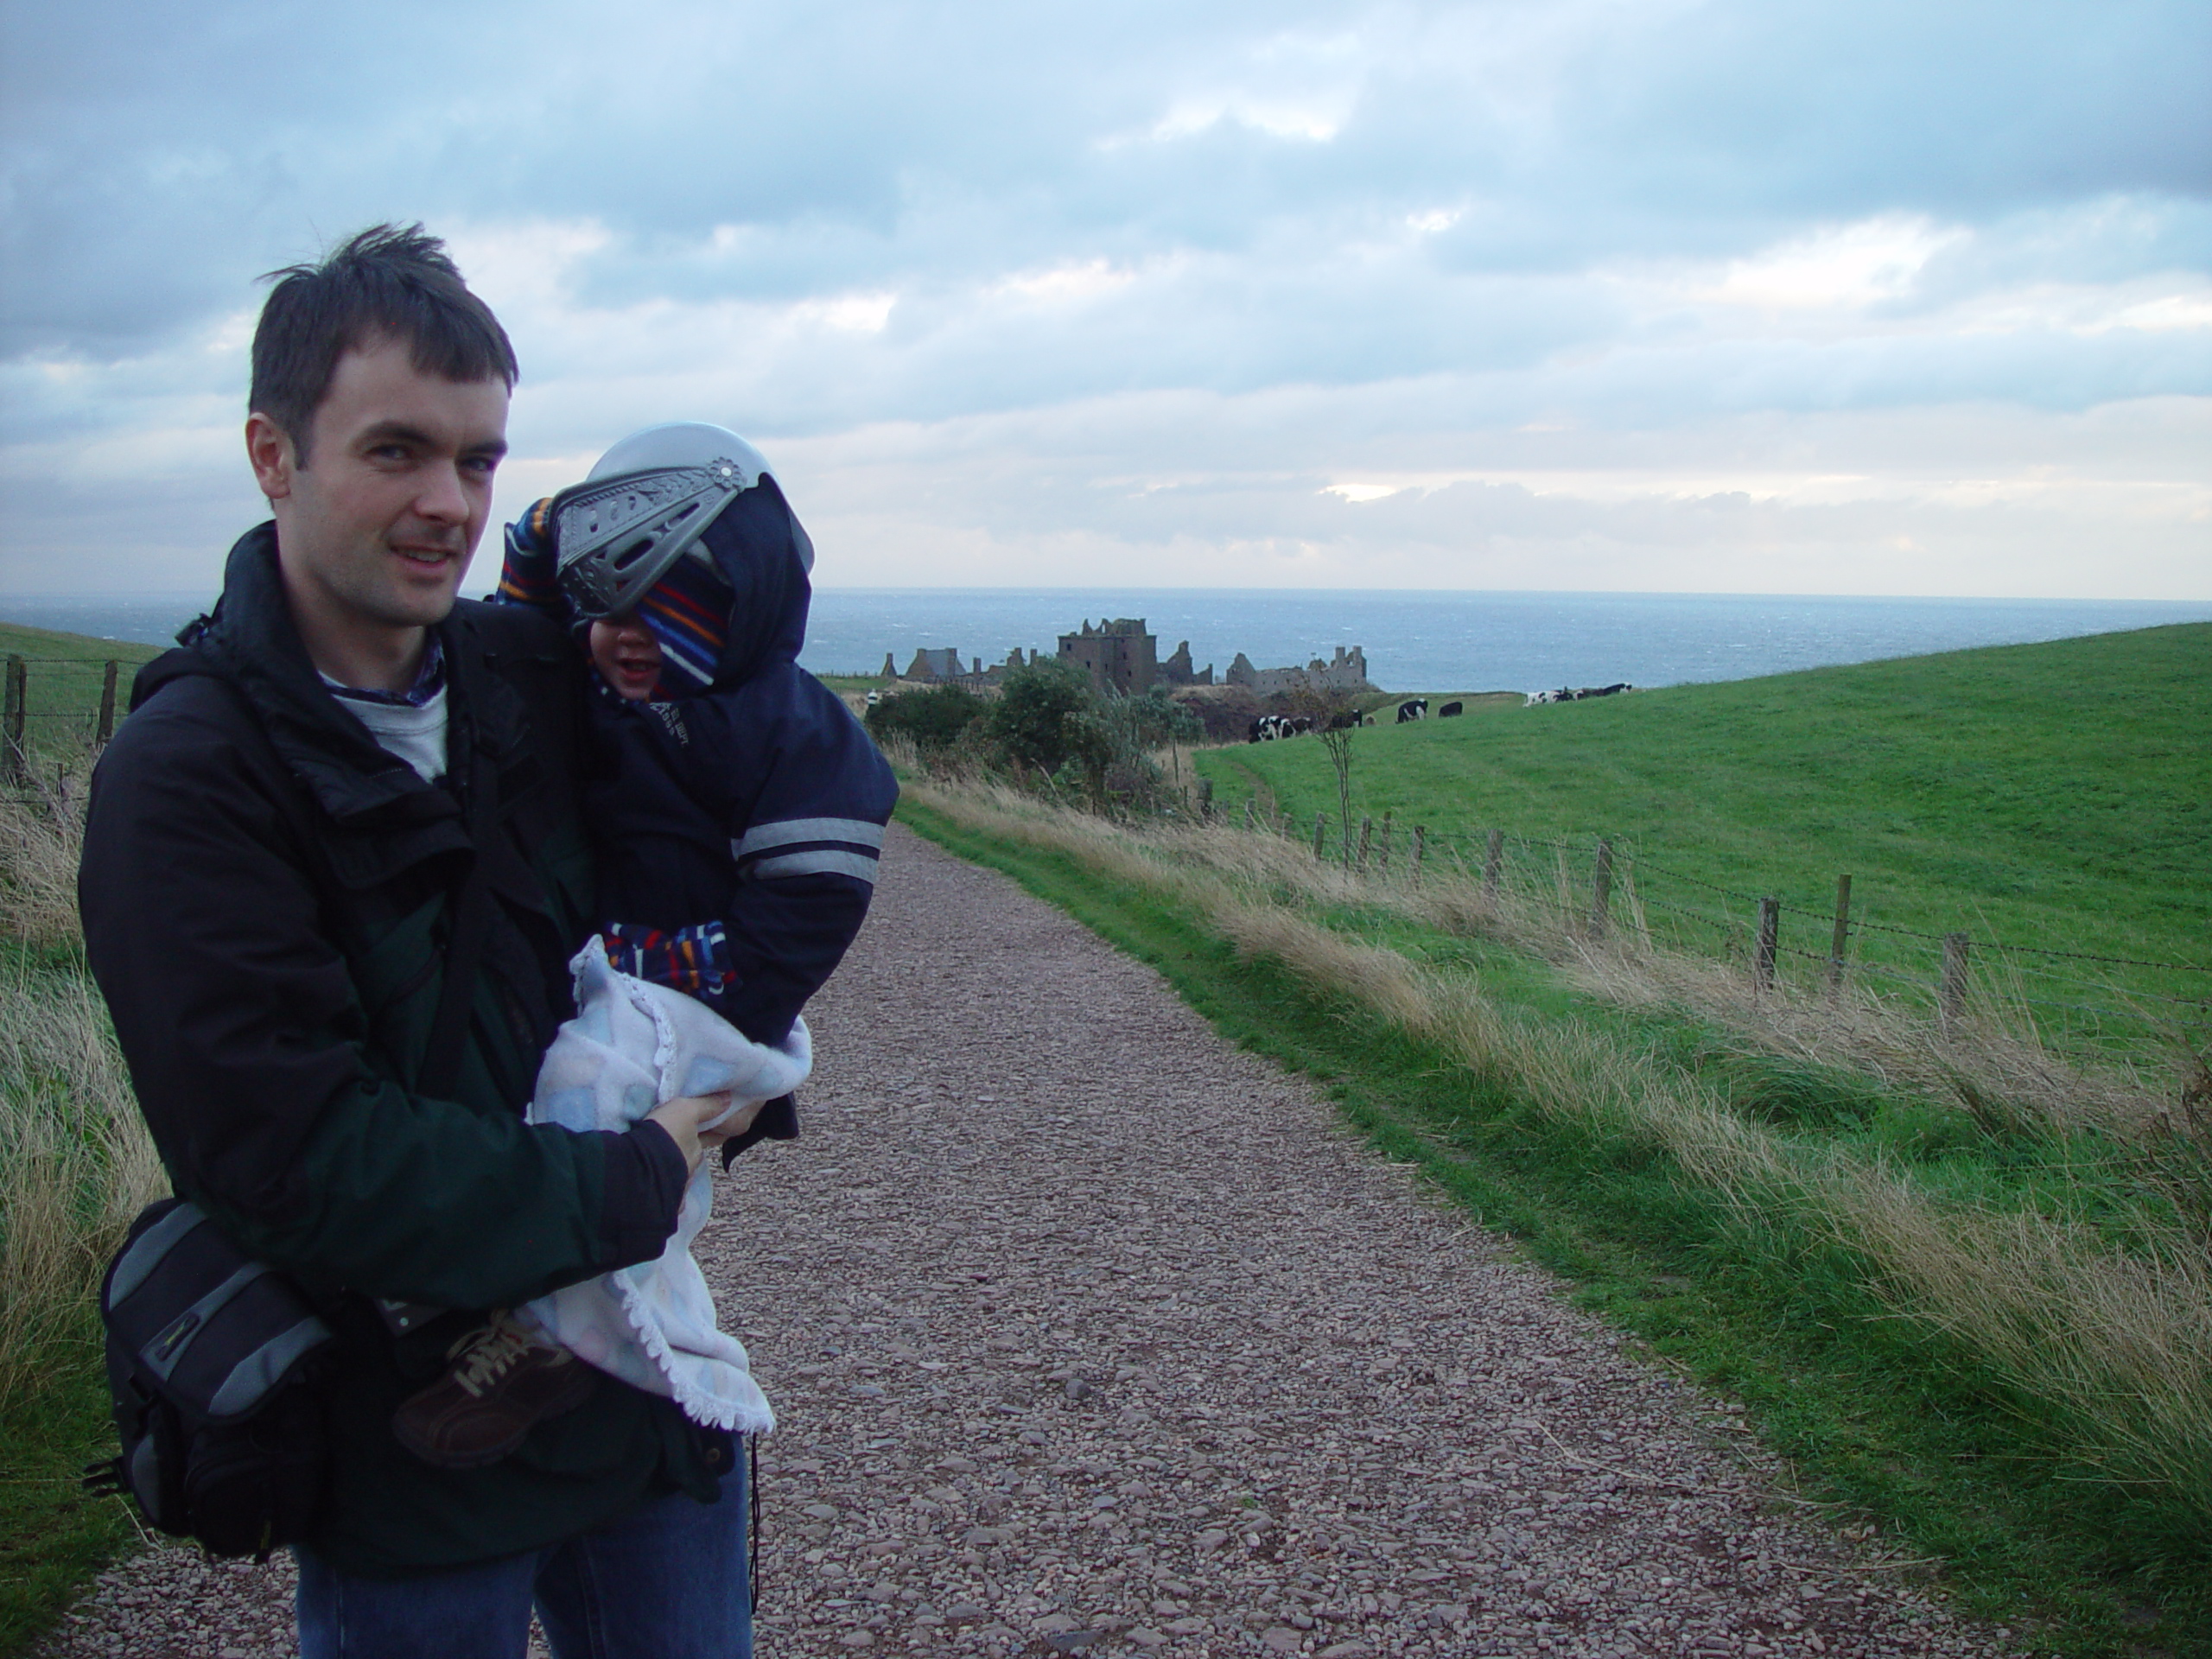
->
[78,226,755,1658]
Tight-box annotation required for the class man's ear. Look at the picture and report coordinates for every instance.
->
[245,412,297,502]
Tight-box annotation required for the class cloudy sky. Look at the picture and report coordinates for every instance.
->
[2,0,2206,598]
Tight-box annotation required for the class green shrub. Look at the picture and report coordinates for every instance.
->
[863,684,988,753]
[986,659,1097,776]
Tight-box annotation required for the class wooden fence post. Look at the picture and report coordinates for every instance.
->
[3,656,24,786]
[1483,828,1503,899]
[1243,800,1256,832]
[1827,874,1853,995]
[1411,825,1427,886]
[97,659,119,746]
[1377,811,1393,872]
[1590,838,1614,939]
[1313,813,1327,859]
[1356,817,1373,872]
[1941,933,1971,1028]
[1754,897,1779,994]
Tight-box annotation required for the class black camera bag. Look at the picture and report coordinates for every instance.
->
[85,1198,334,1559]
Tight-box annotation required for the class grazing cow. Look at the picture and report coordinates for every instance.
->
[1246,716,1266,744]
[1437,700,1463,718]
[1325,710,1360,731]
[1395,699,1428,723]
[1289,715,1315,736]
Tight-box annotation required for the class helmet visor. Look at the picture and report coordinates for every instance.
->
[550,459,747,619]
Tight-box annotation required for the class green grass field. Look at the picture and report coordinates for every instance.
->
[1198,625,2212,1043]
[0,625,162,764]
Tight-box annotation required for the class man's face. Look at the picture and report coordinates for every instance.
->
[249,336,510,642]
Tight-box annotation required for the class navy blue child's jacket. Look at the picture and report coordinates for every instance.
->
[499,474,898,1147]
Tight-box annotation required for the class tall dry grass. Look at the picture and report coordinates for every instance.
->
[906,775,2212,1527]
[0,766,93,950]
[0,766,163,1407]
[950,772,2193,1147]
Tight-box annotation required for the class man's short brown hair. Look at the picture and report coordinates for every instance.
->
[250,223,518,464]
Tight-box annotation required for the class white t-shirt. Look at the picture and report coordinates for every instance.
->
[321,637,451,785]
[330,685,449,784]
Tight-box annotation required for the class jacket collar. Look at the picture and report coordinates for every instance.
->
[150,522,518,826]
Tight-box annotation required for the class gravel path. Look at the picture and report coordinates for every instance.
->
[41,824,2024,1658]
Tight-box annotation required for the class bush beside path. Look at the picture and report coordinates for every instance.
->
[37,826,2018,1657]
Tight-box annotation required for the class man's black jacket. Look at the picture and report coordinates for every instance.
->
[78,524,721,1575]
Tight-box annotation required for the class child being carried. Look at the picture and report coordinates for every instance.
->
[391,423,897,1468]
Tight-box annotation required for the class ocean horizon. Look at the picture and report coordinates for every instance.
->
[3,588,2207,696]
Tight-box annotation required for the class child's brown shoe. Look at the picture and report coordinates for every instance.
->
[391,1314,596,1468]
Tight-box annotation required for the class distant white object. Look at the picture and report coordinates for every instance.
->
[1527,683,1635,706]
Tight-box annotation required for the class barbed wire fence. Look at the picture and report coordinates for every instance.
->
[1218,790,2210,1053]
[2,655,135,800]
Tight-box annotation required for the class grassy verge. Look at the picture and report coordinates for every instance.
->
[893,780,2211,1656]
[1,755,165,1655]
[0,1315,138,1657]
[0,625,169,1649]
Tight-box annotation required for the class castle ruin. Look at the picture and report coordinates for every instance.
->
[1057,619,1157,695]
[1225,645,1370,698]
[877,620,1368,700]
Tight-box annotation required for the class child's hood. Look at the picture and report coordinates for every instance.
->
[692,473,814,691]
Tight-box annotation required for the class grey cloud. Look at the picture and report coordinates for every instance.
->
[1570,0,2212,219]
[3,0,2206,601]
[10,0,2206,359]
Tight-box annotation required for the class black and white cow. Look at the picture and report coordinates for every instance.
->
[1395,699,1428,723]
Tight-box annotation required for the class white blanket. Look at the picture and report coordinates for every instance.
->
[520,944,809,1432]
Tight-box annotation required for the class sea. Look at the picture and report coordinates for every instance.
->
[3,588,2207,695]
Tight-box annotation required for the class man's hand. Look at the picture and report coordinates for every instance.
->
[644,1093,765,1174]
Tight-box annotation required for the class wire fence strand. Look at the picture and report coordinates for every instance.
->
[1251,799,2209,1043]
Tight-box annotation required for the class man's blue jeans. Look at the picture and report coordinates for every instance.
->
[294,1464,749,1659]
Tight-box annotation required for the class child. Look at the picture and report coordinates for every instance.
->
[522,421,896,1090]
[391,423,896,1466]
